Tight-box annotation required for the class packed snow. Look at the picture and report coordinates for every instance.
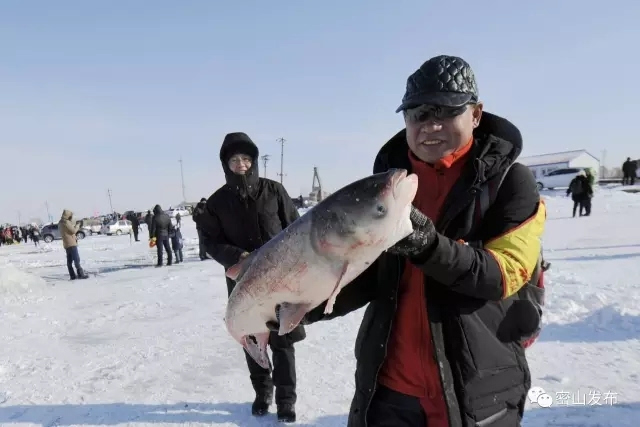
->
[1,186,640,426]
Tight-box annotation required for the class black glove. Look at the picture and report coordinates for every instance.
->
[387,205,437,257]
[265,305,281,332]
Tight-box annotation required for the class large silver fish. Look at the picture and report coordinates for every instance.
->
[224,168,419,369]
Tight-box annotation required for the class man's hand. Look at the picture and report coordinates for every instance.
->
[387,205,437,257]
[265,304,282,332]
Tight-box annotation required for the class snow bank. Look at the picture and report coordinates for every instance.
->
[0,263,46,296]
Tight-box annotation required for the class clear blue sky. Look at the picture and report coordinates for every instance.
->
[1,0,638,224]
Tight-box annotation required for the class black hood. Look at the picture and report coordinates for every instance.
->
[469,111,522,180]
[219,132,260,197]
[377,111,522,182]
[153,204,163,215]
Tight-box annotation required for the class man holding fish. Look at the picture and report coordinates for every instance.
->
[258,55,546,427]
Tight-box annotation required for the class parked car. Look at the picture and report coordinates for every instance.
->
[81,219,103,235]
[41,223,86,244]
[536,167,587,190]
[100,220,133,236]
[166,207,190,218]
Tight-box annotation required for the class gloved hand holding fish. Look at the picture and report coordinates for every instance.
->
[224,168,419,369]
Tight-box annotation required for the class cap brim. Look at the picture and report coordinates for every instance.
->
[395,92,475,113]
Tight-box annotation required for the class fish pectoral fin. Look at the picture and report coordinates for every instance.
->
[242,332,272,371]
[324,261,351,315]
[278,302,311,335]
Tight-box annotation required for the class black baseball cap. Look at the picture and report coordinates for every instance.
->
[395,55,479,113]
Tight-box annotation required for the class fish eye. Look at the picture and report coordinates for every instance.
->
[375,204,387,216]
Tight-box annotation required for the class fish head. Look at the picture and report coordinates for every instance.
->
[310,168,418,258]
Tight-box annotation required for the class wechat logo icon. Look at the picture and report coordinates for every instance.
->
[528,386,553,408]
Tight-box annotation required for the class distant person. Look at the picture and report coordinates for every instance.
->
[175,212,181,227]
[567,170,593,217]
[170,224,184,264]
[585,168,595,187]
[198,132,304,423]
[144,210,153,239]
[127,212,141,242]
[31,228,41,247]
[59,210,89,280]
[191,198,209,260]
[150,204,174,267]
[622,157,637,185]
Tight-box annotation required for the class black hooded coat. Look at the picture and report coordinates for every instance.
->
[150,205,173,239]
[199,132,305,343]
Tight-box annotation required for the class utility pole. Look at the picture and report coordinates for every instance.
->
[179,157,187,203]
[107,189,114,213]
[261,154,270,178]
[600,150,607,179]
[45,201,51,222]
[277,137,286,185]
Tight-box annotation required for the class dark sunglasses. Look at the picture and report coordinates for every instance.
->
[403,103,473,124]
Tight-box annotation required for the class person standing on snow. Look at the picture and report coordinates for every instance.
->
[150,204,174,267]
[31,227,41,246]
[169,221,184,264]
[191,198,209,260]
[59,210,89,280]
[622,157,637,186]
[127,212,141,241]
[274,56,546,427]
[198,132,304,423]
[567,170,593,217]
[144,210,154,239]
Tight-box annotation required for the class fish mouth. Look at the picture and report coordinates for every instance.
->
[390,169,407,192]
[390,169,418,202]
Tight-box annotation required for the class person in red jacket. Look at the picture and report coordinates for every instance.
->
[282,55,546,427]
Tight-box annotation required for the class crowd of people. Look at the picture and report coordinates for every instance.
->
[0,225,41,246]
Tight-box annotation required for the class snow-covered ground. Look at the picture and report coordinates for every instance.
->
[1,186,640,426]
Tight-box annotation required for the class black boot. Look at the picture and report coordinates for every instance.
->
[77,268,89,279]
[277,404,296,423]
[251,392,272,417]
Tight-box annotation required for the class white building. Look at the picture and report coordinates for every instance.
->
[519,149,600,179]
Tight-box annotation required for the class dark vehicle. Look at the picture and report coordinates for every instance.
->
[41,223,86,244]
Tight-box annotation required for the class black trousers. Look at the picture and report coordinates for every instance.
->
[366,386,426,427]
[156,237,172,265]
[572,196,591,217]
[197,229,207,259]
[244,332,297,406]
[132,225,139,241]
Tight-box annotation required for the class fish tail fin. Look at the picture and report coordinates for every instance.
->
[241,332,272,371]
